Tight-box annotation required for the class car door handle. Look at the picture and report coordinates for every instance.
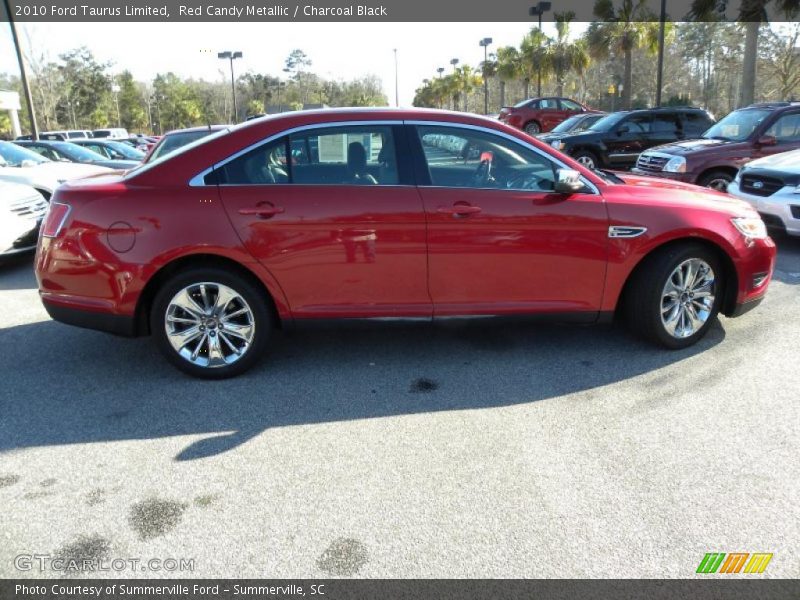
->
[437,204,482,216]
[238,205,285,218]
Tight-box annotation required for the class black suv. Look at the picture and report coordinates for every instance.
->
[545,107,716,170]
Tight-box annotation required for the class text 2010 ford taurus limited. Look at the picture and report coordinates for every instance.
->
[35,108,776,378]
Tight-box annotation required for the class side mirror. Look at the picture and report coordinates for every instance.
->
[555,168,585,194]
[757,135,777,146]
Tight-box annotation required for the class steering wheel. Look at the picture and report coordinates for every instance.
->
[470,157,495,187]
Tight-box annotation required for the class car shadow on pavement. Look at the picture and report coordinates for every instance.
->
[773,234,800,285]
[0,255,37,291]
[0,316,725,461]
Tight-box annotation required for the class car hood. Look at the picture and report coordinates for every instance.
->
[0,161,112,193]
[646,137,743,155]
[92,159,140,170]
[615,173,755,216]
[0,180,42,204]
[742,148,800,174]
[548,130,601,144]
[537,129,591,142]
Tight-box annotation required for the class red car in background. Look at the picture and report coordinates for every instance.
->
[499,97,597,135]
[36,108,775,378]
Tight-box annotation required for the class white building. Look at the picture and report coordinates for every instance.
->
[0,90,22,138]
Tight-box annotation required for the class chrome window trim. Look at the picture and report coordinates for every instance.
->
[405,120,600,195]
[189,120,404,187]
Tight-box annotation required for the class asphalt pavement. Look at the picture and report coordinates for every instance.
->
[1,237,798,578]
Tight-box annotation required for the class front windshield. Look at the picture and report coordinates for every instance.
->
[703,109,771,141]
[53,142,107,162]
[0,142,49,166]
[551,115,584,133]
[588,112,627,132]
[105,140,145,159]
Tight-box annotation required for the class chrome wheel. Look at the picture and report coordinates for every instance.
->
[706,177,730,192]
[660,258,716,339]
[575,154,596,169]
[524,122,540,135]
[165,282,255,368]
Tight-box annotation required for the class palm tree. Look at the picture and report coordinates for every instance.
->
[452,65,483,112]
[546,12,591,97]
[586,0,662,109]
[520,27,552,99]
[690,0,800,107]
[495,46,522,107]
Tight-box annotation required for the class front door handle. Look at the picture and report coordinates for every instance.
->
[437,204,482,217]
[238,204,285,218]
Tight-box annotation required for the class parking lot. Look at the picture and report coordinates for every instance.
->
[0,237,798,578]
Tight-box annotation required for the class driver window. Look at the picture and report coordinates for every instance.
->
[417,125,558,192]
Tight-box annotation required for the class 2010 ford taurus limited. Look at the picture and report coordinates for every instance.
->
[35,108,776,378]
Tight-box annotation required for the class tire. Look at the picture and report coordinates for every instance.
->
[571,149,600,170]
[699,170,734,192]
[150,267,272,378]
[523,121,541,135]
[624,243,724,349]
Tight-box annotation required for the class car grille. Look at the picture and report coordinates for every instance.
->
[740,174,783,197]
[636,153,669,172]
[9,193,48,219]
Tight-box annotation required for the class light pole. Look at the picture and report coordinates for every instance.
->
[655,0,667,107]
[3,0,38,139]
[437,67,445,79]
[450,58,459,111]
[393,48,399,107]
[479,37,493,115]
[111,84,121,127]
[218,50,243,123]
[528,1,552,97]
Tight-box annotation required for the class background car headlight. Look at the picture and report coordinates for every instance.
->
[551,140,564,150]
[732,217,768,240]
[663,156,686,173]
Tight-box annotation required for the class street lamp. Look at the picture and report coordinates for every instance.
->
[528,1,552,97]
[450,58,459,110]
[393,49,399,107]
[450,58,459,72]
[479,37,493,115]
[111,84,121,127]
[437,67,445,78]
[218,50,243,123]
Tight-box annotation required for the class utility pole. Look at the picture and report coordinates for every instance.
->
[3,0,38,139]
[655,0,667,107]
[393,49,399,107]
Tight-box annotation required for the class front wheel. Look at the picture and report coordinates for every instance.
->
[699,170,733,192]
[523,121,541,135]
[625,244,724,349]
[151,267,272,378]
[571,150,600,170]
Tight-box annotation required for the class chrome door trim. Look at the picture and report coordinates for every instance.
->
[189,120,404,187]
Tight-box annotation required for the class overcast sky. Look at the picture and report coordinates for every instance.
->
[0,22,590,106]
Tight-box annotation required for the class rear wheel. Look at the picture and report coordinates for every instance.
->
[523,121,541,135]
[151,267,271,378]
[572,149,600,170]
[625,244,723,349]
[699,170,734,192]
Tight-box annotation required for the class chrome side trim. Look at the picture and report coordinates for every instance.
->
[404,119,601,195]
[189,120,404,187]
[608,225,648,238]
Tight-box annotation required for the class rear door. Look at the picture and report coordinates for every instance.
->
[217,123,431,319]
[649,112,682,147]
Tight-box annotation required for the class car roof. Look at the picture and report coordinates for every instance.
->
[164,125,230,136]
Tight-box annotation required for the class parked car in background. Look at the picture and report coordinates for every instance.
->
[92,128,129,139]
[16,130,92,141]
[0,181,48,260]
[119,136,158,153]
[547,107,716,171]
[0,141,112,198]
[15,140,139,170]
[143,125,228,163]
[36,108,775,379]
[632,102,800,191]
[536,112,607,140]
[727,148,800,236]
[499,97,596,135]
[71,138,146,162]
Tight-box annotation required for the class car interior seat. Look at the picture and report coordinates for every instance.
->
[347,142,378,185]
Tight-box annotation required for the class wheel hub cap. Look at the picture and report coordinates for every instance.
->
[660,258,716,339]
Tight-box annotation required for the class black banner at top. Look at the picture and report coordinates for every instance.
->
[1,0,799,22]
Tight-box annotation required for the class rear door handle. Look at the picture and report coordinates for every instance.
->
[437,205,482,216]
[238,205,285,218]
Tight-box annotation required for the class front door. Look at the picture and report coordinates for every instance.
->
[606,114,652,169]
[411,124,609,318]
[218,123,431,319]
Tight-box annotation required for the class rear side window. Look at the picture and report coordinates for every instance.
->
[652,114,680,132]
[220,137,289,185]
[540,98,559,109]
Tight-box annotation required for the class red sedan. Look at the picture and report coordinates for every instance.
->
[499,97,597,135]
[36,108,776,378]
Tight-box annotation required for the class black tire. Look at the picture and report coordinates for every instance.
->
[624,243,724,349]
[150,267,272,379]
[698,170,734,192]
[571,149,600,170]
[523,121,541,135]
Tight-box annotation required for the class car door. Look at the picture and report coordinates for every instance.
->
[410,123,609,317]
[217,123,431,319]
[538,98,565,131]
[605,114,652,169]
[757,110,800,159]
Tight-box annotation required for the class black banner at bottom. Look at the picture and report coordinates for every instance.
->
[2,580,800,600]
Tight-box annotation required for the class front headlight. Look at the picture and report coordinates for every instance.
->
[551,140,564,150]
[663,156,686,173]
[731,217,768,240]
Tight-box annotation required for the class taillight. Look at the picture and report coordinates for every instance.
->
[41,201,71,238]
